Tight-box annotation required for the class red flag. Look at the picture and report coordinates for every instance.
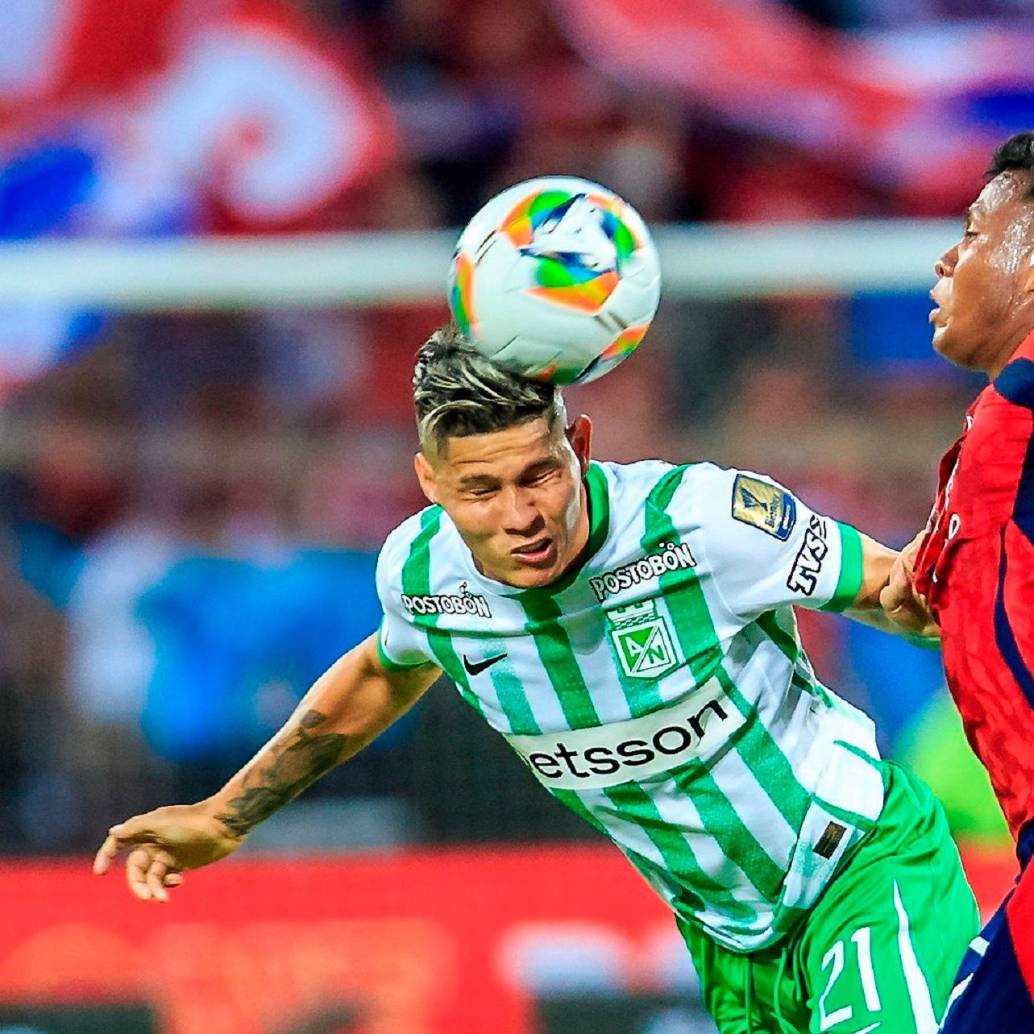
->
[550,0,1033,201]
[0,0,396,229]
[139,0,397,228]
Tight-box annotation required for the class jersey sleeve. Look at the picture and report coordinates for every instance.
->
[989,362,1034,697]
[374,525,437,671]
[699,467,864,623]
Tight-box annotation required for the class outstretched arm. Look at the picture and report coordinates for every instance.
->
[93,633,441,901]
[697,466,937,646]
[877,530,939,638]
[849,530,939,642]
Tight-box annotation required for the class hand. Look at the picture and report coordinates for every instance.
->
[92,803,245,902]
[879,534,938,638]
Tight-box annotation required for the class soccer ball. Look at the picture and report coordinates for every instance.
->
[448,176,661,385]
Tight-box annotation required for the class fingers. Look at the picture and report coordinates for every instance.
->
[126,847,153,901]
[92,833,120,876]
[891,559,914,592]
[126,847,180,903]
[879,578,910,615]
[880,554,916,615]
[145,853,170,903]
[93,815,183,901]
[902,529,926,566]
[92,818,150,876]
[880,580,935,634]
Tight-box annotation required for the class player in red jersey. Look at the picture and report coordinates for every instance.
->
[882,132,1034,1030]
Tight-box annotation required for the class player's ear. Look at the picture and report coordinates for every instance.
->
[566,414,592,476]
[1022,251,1034,295]
[414,451,438,504]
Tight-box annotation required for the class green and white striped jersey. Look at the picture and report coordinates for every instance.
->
[376,459,885,952]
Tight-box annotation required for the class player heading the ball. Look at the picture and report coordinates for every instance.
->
[96,322,976,1034]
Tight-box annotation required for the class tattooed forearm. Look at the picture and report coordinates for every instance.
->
[215,710,352,837]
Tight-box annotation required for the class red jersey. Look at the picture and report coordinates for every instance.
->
[915,331,1034,839]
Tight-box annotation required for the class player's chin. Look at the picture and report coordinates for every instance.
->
[507,551,564,587]
[506,564,559,588]
[932,324,980,370]
[931,322,960,362]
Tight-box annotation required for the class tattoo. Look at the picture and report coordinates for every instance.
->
[215,710,350,837]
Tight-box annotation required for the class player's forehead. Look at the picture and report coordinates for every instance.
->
[970,171,1033,222]
[438,417,562,480]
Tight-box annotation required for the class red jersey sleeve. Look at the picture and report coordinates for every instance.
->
[986,358,1034,706]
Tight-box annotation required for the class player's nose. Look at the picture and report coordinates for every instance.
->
[499,486,540,531]
[934,244,958,279]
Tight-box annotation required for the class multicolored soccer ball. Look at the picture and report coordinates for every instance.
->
[448,176,661,385]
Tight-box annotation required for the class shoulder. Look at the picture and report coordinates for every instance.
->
[594,458,675,494]
[993,357,1034,411]
[966,378,1034,457]
[376,505,447,588]
[597,457,770,515]
[596,458,730,505]
[597,459,777,544]
[380,506,442,558]
[659,463,803,544]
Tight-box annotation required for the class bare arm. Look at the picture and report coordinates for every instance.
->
[846,531,939,643]
[210,635,439,836]
[879,529,939,638]
[93,633,441,900]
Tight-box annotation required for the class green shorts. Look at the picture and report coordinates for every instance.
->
[680,762,980,1034]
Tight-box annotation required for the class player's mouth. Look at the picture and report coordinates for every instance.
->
[511,537,556,566]
[929,288,948,327]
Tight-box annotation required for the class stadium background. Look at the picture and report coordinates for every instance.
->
[0,1,1030,1031]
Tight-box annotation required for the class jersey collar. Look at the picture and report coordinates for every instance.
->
[993,327,1034,408]
[1013,326,1034,364]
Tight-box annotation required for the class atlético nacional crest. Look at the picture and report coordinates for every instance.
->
[607,600,678,680]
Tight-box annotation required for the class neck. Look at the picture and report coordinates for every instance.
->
[987,323,1034,379]
[546,475,592,583]
[568,479,592,565]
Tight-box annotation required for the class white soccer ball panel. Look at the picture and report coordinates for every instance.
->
[448,176,661,384]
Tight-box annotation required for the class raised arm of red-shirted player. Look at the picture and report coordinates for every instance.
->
[92,633,441,902]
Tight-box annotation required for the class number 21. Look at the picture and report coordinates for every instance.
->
[818,927,882,1030]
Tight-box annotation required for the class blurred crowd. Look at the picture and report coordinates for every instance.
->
[0,0,1023,855]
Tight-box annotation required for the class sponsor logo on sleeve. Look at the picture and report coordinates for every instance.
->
[731,474,797,540]
[786,515,829,595]
[588,541,697,603]
[401,582,492,618]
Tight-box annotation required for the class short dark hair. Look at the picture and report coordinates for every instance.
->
[412,324,565,457]
[989,133,1034,193]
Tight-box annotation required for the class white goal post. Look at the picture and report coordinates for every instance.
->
[0,219,958,309]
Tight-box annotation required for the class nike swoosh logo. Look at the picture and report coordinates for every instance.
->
[462,652,507,676]
[854,1023,881,1034]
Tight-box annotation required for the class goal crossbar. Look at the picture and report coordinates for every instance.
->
[0,219,956,309]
